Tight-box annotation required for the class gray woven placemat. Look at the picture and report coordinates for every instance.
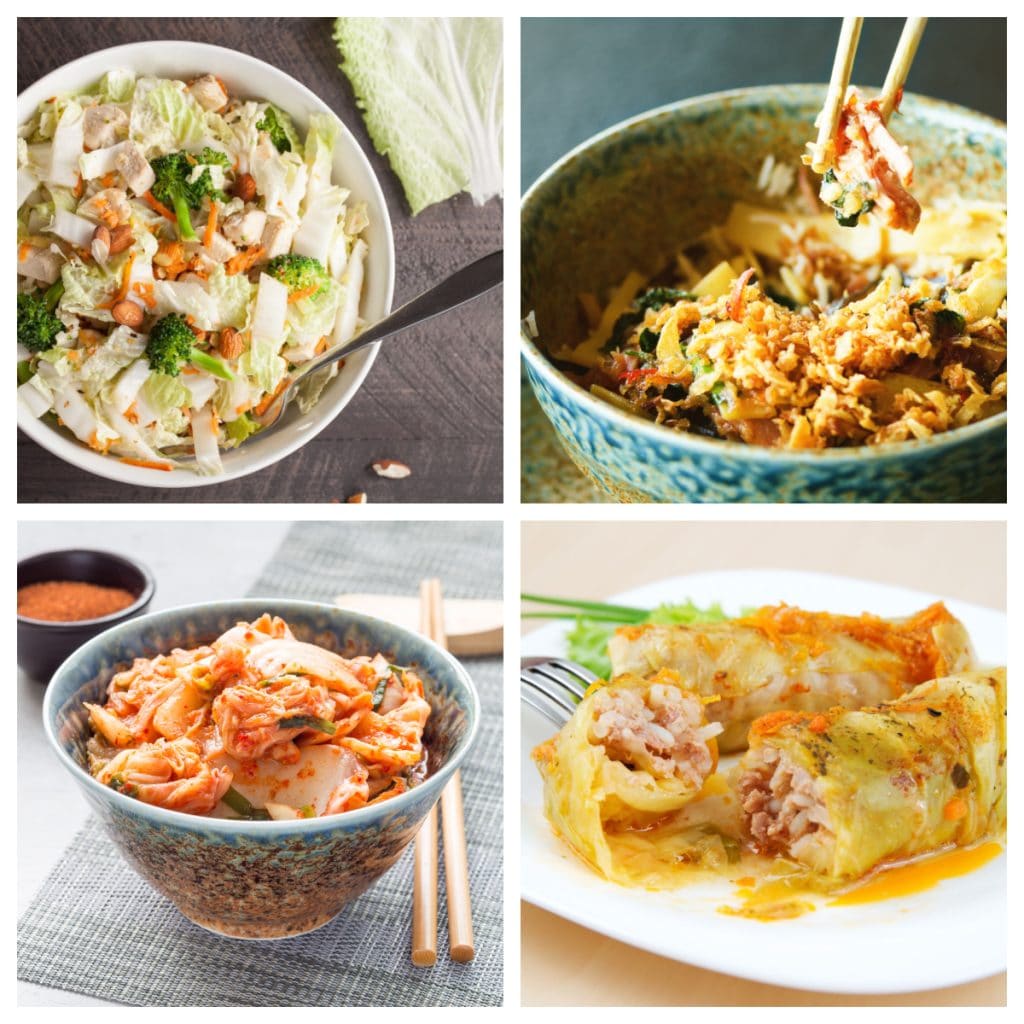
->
[18,522,503,1006]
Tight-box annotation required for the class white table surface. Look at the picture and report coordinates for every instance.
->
[17,521,292,1007]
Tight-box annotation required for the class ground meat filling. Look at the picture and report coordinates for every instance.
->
[589,683,718,790]
[739,746,834,859]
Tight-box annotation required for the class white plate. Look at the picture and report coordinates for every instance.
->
[521,569,1007,994]
[18,41,395,488]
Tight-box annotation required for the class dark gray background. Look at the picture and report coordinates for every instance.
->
[19,17,503,504]
[522,17,1006,189]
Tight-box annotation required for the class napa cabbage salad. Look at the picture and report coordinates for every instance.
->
[17,69,369,475]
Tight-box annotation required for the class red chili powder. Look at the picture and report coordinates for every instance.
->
[17,580,136,622]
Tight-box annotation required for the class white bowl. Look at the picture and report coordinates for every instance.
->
[18,41,395,489]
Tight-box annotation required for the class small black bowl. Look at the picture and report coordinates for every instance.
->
[17,549,155,681]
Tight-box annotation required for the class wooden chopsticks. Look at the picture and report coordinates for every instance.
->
[411,581,440,967]
[814,16,863,159]
[411,577,475,966]
[878,18,928,122]
[816,16,928,152]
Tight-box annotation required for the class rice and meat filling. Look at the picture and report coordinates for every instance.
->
[589,682,719,791]
[739,745,834,865]
[737,669,1006,879]
[597,251,1006,448]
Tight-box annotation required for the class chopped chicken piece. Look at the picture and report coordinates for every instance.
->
[83,104,129,150]
[222,207,267,247]
[201,230,238,263]
[18,245,64,284]
[114,140,155,196]
[78,187,132,228]
[260,215,296,259]
[187,74,228,112]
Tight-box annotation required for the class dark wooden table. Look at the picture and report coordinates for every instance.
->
[18,18,503,504]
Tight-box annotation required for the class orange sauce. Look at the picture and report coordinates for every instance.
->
[720,876,816,921]
[719,842,1004,921]
[830,842,1003,906]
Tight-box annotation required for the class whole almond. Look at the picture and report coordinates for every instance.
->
[233,173,257,202]
[108,224,135,255]
[90,224,111,264]
[346,492,368,503]
[111,300,144,329]
[218,327,245,359]
[371,459,411,479]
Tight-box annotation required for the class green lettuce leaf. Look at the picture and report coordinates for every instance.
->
[98,69,136,104]
[131,79,205,153]
[565,601,733,679]
[206,265,254,330]
[239,336,287,396]
[333,17,503,214]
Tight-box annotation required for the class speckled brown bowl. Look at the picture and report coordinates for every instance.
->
[43,599,479,939]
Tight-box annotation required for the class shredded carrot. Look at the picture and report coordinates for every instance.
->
[288,284,319,304]
[808,714,829,734]
[18,242,32,262]
[96,254,135,309]
[254,377,290,416]
[131,282,158,308]
[143,191,177,222]
[117,254,136,302]
[728,267,756,322]
[314,336,329,355]
[225,245,265,276]
[101,172,117,189]
[943,798,967,822]
[749,709,809,738]
[120,458,173,472]
[203,200,219,250]
[94,196,119,228]
[72,174,84,198]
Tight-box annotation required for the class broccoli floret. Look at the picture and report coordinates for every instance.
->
[198,147,231,168]
[256,106,292,153]
[18,279,66,353]
[145,314,234,381]
[265,254,330,297]
[151,152,226,241]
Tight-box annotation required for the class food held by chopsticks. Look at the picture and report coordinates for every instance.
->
[808,88,921,232]
[804,17,927,232]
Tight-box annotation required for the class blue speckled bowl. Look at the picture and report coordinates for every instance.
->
[43,599,479,939]
[521,85,1007,503]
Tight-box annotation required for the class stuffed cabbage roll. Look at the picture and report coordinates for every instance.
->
[608,603,972,752]
[738,668,1006,880]
[533,669,723,880]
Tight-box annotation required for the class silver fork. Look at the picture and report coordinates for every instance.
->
[520,657,598,727]
[164,249,503,461]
